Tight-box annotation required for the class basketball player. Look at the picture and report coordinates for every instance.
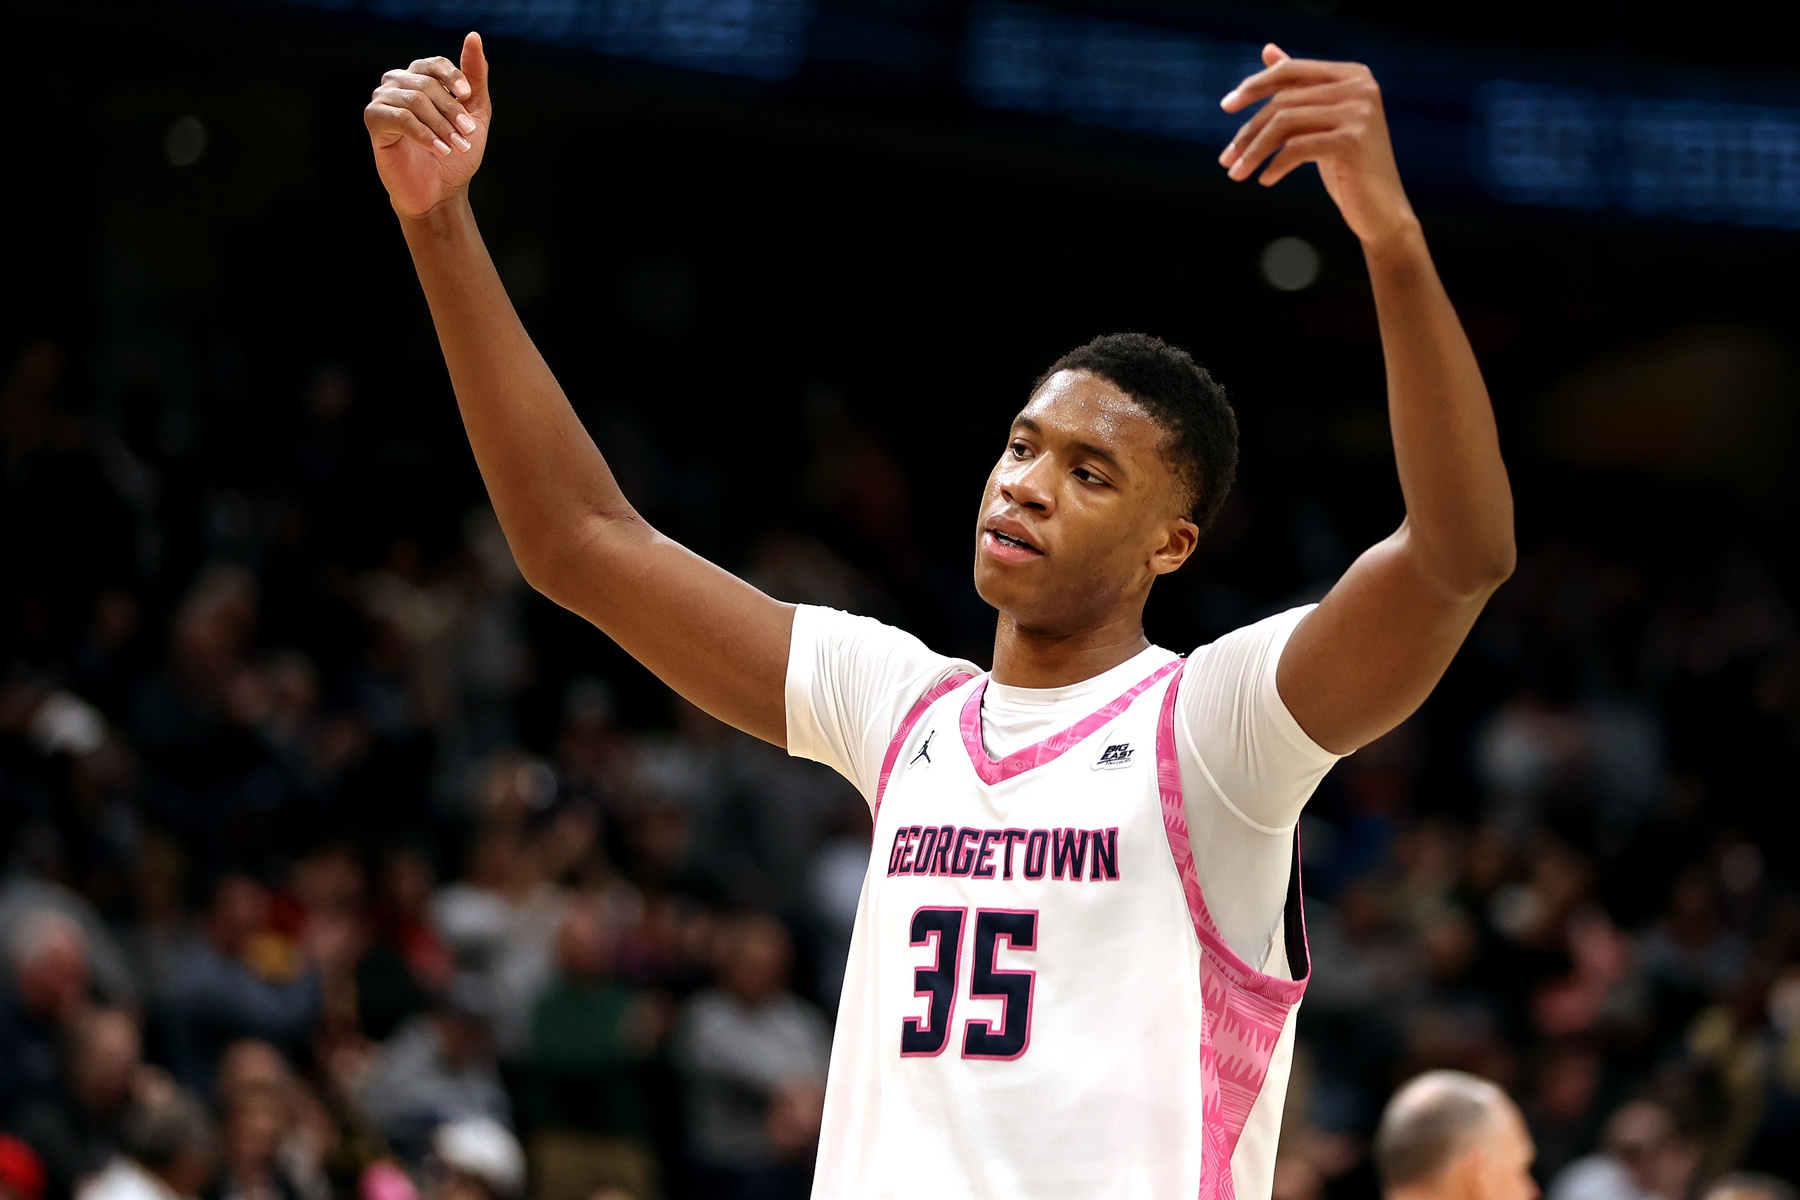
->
[364,34,1513,1200]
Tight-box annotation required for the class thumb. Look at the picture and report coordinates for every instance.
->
[462,31,491,112]
[1263,42,1289,66]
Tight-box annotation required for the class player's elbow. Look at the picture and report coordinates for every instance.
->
[1447,530,1516,598]
[1485,534,1518,588]
[513,507,644,605]
[1401,519,1515,600]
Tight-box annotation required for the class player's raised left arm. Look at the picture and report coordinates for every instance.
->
[1220,45,1516,755]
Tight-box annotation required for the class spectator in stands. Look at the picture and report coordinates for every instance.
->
[212,1075,298,1200]
[0,1135,47,1200]
[430,821,564,1064]
[530,900,657,1132]
[524,900,663,1200]
[77,1086,215,1200]
[1372,1071,1537,1200]
[357,977,510,1161]
[0,878,137,1012]
[5,1008,142,1200]
[674,915,829,1200]
[1702,1174,1799,1200]
[162,877,324,1094]
[1548,1101,1700,1200]
[2,912,92,1114]
[426,1118,521,1200]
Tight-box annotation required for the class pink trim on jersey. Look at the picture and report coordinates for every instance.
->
[874,671,978,817]
[1154,661,1310,1200]
[958,658,1183,785]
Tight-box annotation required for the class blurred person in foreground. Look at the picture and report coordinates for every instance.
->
[77,1086,215,1200]
[1547,1101,1700,1200]
[674,915,829,1200]
[363,25,1514,1198]
[4,1008,142,1200]
[1373,1072,1537,1200]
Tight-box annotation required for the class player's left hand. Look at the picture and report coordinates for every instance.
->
[1219,45,1416,246]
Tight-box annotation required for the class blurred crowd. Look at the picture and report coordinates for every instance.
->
[5,328,1800,1200]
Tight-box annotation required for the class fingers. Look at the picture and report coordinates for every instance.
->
[1258,130,1350,186]
[460,32,491,115]
[1222,54,1366,113]
[409,55,473,102]
[365,101,450,157]
[1219,78,1363,172]
[371,72,473,152]
[1224,101,1364,182]
[381,70,478,146]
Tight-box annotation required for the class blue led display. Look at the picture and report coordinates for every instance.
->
[1475,82,1800,229]
[289,0,813,81]
[964,1,1262,147]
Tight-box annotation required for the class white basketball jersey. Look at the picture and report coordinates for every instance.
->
[813,658,1310,1200]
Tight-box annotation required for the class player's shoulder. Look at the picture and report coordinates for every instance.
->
[1186,603,1317,666]
[796,603,974,680]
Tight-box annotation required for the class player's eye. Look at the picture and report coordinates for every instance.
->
[1008,441,1030,459]
[1073,467,1107,485]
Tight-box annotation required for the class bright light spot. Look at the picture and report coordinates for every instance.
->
[165,116,207,167]
[1260,236,1319,291]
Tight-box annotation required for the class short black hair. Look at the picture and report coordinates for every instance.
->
[1035,332,1238,533]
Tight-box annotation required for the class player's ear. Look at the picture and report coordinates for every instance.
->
[1149,517,1199,576]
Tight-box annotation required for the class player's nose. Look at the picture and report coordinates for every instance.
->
[1000,456,1055,514]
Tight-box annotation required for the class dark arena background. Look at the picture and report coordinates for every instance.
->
[6,2,1800,1199]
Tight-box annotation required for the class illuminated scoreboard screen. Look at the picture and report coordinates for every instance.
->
[260,0,1800,230]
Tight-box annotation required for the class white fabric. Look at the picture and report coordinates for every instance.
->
[785,604,1341,967]
[802,664,1303,1199]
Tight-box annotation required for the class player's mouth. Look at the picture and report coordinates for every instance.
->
[981,518,1045,563]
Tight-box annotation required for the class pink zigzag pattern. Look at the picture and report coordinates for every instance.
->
[959,659,1183,785]
[1155,663,1309,1200]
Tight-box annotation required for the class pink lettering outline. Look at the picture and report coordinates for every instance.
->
[971,829,1002,879]
[960,907,1039,1062]
[900,905,967,1058]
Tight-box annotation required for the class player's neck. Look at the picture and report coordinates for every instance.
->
[989,612,1152,689]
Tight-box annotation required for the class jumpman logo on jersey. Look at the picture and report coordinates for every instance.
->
[910,730,936,766]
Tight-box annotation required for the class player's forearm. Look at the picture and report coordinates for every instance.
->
[1364,222,1515,598]
[399,195,638,591]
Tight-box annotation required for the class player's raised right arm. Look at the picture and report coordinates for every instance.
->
[364,32,794,746]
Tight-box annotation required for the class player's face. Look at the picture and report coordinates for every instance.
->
[973,369,1199,633]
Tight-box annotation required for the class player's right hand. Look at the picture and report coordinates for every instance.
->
[364,32,490,219]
